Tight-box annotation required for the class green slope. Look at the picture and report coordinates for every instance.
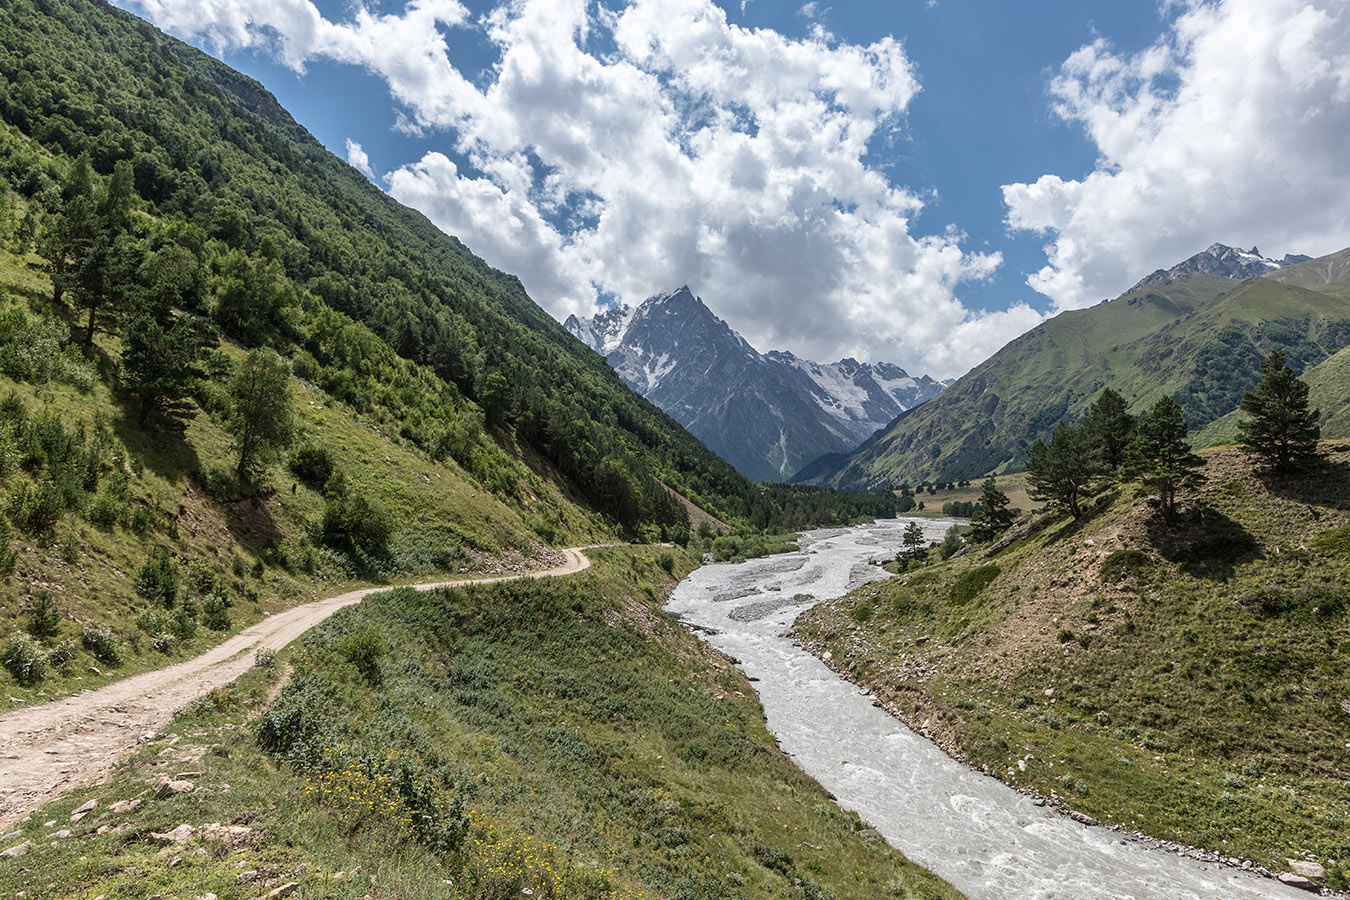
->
[802,257,1350,489]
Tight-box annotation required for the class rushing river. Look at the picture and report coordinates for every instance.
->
[664,519,1307,900]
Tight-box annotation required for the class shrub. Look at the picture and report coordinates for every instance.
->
[201,591,231,631]
[86,493,124,530]
[25,589,61,639]
[149,631,176,654]
[1,632,46,685]
[46,638,77,670]
[849,602,873,623]
[288,443,336,490]
[81,623,122,666]
[1099,549,1153,583]
[936,525,964,560]
[134,546,180,606]
[338,627,384,684]
[0,518,16,576]
[318,491,392,557]
[254,647,278,669]
[951,564,1000,605]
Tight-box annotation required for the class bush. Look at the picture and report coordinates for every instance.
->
[46,638,77,670]
[318,491,392,557]
[134,546,180,606]
[201,590,231,631]
[254,647,278,669]
[951,565,1000,605]
[936,525,964,560]
[149,631,176,654]
[25,589,61,639]
[81,624,122,666]
[1,632,46,685]
[338,627,385,684]
[288,443,336,490]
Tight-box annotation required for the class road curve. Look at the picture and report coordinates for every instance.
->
[0,547,593,829]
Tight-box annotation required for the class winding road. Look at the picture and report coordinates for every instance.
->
[0,547,592,830]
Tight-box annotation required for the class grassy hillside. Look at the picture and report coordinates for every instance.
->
[0,547,962,900]
[795,444,1350,885]
[801,258,1350,489]
[1197,343,1350,446]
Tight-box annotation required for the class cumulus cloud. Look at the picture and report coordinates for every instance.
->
[1004,0,1350,309]
[344,138,374,177]
[125,0,1012,377]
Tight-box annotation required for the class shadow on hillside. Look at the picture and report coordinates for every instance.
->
[220,489,285,557]
[1145,505,1261,581]
[113,412,201,483]
[1259,454,1350,510]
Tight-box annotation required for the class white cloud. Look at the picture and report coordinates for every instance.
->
[344,138,374,177]
[125,0,1012,378]
[1005,0,1350,309]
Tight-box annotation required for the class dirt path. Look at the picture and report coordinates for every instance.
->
[0,548,594,830]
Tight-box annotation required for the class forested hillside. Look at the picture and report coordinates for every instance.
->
[0,0,895,539]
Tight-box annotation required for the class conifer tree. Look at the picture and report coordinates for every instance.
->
[1236,350,1321,472]
[899,520,926,565]
[1081,387,1135,471]
[1126,395,1205,521]
[969,476,1014,541]
[1026,422,1100,519]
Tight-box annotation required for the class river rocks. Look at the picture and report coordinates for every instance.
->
[1276,872,1317,890]
[155,778,195,798]
[1284,859,1327,882]
[0,841,32,858]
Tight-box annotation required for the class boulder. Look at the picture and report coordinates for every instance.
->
[1276,873,1316,891]
[1285,859,1327,882]
[148,824,195,845]
[263,883,300,900]
[71,799,98,817]
[109,798,142,814]
[155,779,195,799]
[0,841,32,858]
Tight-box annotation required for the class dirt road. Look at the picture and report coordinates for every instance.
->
[0,547,592,829]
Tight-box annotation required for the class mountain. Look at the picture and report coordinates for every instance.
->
[1128,242,1311,293]
[799,244,1350,489]
[565,287,947,481]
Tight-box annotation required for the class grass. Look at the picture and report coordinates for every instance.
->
[901,474,1034,520]
[795,444,1350,887]
[0,546,963,900]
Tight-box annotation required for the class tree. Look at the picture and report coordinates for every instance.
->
[1126,395,1206,521]
[1026,422,1100,519]
[120,313,210,428]
[969,476,1015,541]
[229,348,295,481]
[38,155,97,308]
[1081,387,1135,471]
[1236,350,1321,472]
[898,520,927,565]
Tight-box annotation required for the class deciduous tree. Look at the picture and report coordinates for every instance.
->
[229,348,294,482]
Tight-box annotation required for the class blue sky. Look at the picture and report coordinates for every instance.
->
[118,0,1350,377]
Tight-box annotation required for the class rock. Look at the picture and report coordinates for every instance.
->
[1276,873,1316,890]
[236,870,258,883]
[155,779,195,798]
[174,771,202,780]
[263,882,300,899]
[71,799,99,818]
[0,841,32,858]
[196,895,218,900]
[0,831,19,842]
[148,824,195,845]
[42,820,56,828]
[49,829,72,839]
[1285,859,1327,882]
[109,799,141,814]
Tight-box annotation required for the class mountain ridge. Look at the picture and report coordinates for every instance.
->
[566,287,947,480]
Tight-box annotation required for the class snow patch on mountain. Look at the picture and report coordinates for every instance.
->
[1128,243,1311,294]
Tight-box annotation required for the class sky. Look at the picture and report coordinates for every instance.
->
[116,0,1350,379]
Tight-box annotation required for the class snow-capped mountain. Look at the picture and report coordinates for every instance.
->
[1129,243,1311,293]
[564,287,948,481]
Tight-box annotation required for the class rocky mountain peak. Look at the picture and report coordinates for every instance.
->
[1129,242,1309,293]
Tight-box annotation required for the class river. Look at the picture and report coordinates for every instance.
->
[664,518,1308,900]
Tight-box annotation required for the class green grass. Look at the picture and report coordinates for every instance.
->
[1,547,963,900]
[796,445,1350,885]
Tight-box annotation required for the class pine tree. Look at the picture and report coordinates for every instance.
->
[1236,350,1321,472]
[969,476,1014,541]
[1081,387,1135,471]
[1126,396,1205,521]
[1026,422,1100,519]
[899,520,926,566]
